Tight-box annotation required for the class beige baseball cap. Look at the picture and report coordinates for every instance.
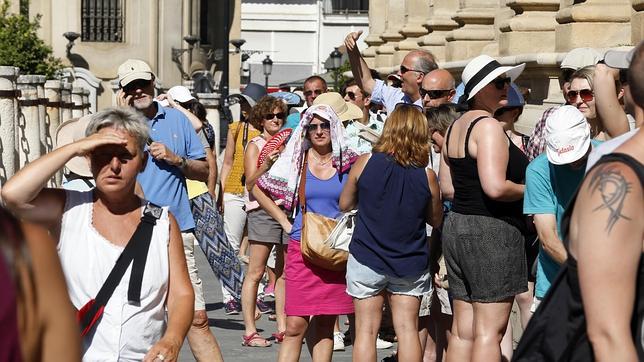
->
[117,59,154,87]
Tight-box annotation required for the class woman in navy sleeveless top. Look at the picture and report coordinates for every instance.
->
[340,104,443,362]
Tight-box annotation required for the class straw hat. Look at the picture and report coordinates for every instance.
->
[54,115,92,177]
[312,92,363,121]
[461,55,525,101]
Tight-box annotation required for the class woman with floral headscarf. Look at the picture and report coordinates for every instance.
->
[253,104,358,361]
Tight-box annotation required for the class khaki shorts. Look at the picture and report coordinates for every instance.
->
[182,232,206,311]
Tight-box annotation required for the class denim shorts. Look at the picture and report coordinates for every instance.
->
[346,254,432,299]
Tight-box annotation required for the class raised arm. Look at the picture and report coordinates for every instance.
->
[1,131,127,226]
[344,30,375,95]
[594,64,629,138]
[144,213,193,362]
[475,119,524,201]
[572,161,643,362]
[157,93,202,132]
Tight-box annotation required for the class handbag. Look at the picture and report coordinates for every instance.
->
[76,203,162,337]
[326,209,357,252]
[298,152,349,271]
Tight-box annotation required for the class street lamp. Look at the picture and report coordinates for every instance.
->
[171,35,199,80]
[262,55,273,89]
[329,47,342,91]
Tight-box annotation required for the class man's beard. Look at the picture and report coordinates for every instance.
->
[132,96,153,110]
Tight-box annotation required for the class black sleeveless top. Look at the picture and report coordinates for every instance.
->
[564,153,644,360]
[446,116,529,232]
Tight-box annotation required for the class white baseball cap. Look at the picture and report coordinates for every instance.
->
[546,105,591,165]
[461,55,525,101]
[167,86,195,103]
[560,48,602,70]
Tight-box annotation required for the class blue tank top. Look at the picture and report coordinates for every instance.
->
[349,152,431,278]
[290,167,348,241]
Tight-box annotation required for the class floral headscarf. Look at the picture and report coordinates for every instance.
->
[256,104,358,210]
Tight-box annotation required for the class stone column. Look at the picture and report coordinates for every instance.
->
[110,80,120,107]
[499,0,560,56]
[420,0,459,63]
[444,0,498,61]
[393,0,431,65]
[0,66,19,185]
[634,0,644,43]
[555,0,632,52]
[82,88,91,116]
[375,0,406,73]
[363,0,387,68]
[71,87,85,118]
[16,75,43,168]
[60,81,73,123]
[197,93,221,154]
[45,79,62,186]
[33,76,48,155]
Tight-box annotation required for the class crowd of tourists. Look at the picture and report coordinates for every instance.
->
[0,30,642,362]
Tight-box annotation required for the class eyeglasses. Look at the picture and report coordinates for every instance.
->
[492,76,511,90]
[305,122,331,133]
[566,89,594,103]
[264,112,285,121]
[420,88,451,99]
[394,102,424,112]
[122,79,151,93]
[400,65,424,75]
[303,89,324,97]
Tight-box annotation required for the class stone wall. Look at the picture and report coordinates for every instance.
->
[365,0,642,132]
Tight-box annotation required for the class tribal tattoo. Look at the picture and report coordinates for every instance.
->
[588,164,632,233]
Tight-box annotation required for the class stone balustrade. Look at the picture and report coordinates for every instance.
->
[0,66,19,186]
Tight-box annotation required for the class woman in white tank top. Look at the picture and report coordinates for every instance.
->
[1,107,194,362]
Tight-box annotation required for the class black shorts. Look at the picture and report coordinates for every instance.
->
[443,212,528,303]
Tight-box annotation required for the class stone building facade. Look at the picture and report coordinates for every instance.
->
[363,0,642,133]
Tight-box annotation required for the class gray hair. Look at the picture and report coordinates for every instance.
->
[411,50,438,73]
[85,107,149,152]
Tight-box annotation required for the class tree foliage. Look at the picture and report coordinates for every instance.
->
[0,0,62,78]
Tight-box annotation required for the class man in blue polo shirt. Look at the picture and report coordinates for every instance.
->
[116,59,222,360]
[524,105,601,312]
[345,30,437,114]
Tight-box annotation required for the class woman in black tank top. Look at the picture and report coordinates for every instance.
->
[439,55,528,361]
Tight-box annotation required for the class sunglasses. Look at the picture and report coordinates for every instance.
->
[420,88,451,99]
[345,91,358,100]
[264,112,285,121]
[305,122,331,133]
[122,79,152,93]
[492,76,511,90]
[400,65,424,75]
[394,102,424,112]
[566,89,594,103]
[303,89,324,97]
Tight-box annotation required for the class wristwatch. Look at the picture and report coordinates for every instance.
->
[179,156,188,169]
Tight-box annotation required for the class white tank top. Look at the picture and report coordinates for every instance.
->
[58,190,170,361]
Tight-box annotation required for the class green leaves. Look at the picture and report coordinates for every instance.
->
[0,0,62,78]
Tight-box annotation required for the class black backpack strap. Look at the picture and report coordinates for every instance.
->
[127,203,163,304]
[80,202,162,331]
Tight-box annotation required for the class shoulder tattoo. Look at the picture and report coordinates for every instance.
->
[588,164,632,233]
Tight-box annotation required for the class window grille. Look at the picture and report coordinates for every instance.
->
[323,0,369,15]
[81,0,123,42]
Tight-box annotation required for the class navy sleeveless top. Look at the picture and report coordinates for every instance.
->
[446,116,529,233]
[349,152,431,278]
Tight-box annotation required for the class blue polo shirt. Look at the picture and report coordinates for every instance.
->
[524,141,600,298]
[137,103,206,231]
[370,79,423,114]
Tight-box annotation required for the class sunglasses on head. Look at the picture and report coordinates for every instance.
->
[400,65,424,75]
[303,89,324,97]
[394,102,424,112]
[305,122,331,133]
[566,89,594,103]
[420,88,451,99]
[122,79,151,93]
[492,76,511,90]
[264,112,285,121]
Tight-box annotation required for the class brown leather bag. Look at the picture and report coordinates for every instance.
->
[298,152,348,271]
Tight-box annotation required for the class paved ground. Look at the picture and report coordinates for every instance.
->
[178,249,396,361]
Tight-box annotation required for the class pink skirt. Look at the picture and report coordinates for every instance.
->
[285,239,355,316]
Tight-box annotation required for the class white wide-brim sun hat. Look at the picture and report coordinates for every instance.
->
[462,55,525,101]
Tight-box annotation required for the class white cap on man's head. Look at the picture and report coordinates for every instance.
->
[546,105,591,165]
[118,59,154,87]
[604,48,635,69]
[560,48,602,70]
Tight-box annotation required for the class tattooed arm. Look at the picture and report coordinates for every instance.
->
[569,162,644,362]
